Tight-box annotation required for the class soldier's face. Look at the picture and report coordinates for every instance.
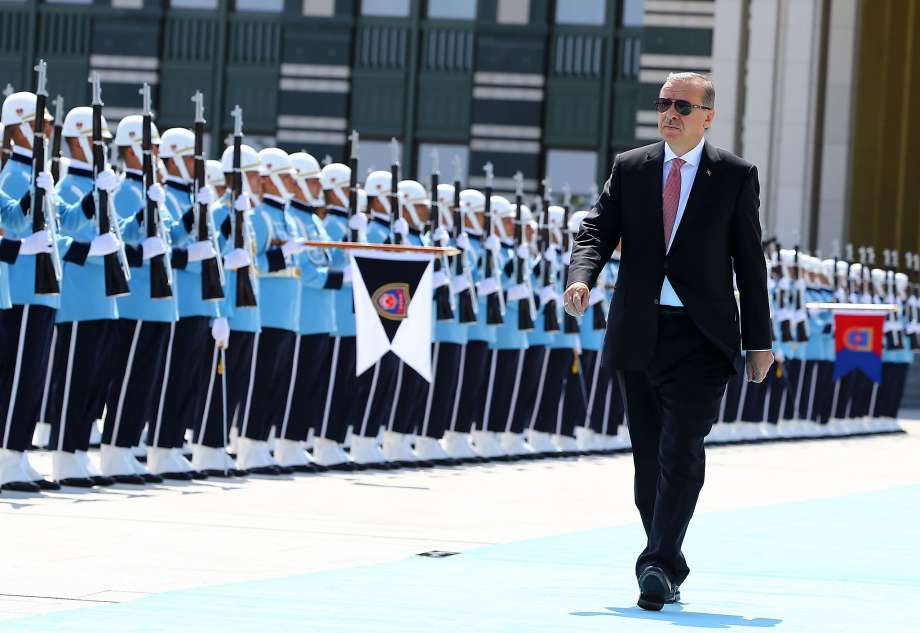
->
[246,172,262,196]
[183,155,195,175]
[501,217,514,238]
[281,173,298,195]
[414,203,430,224]
[306,178,322,199]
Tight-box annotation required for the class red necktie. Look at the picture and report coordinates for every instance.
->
[662,157,685,248]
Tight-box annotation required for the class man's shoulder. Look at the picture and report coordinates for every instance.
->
[708,143,754,172]
[614,142,661,167]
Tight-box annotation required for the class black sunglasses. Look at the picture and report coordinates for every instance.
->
[654,98,712,116]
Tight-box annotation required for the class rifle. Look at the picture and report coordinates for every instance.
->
[482,162,504,325]
[452,157,477,323]
[561,184,579,334]
[389,137,399,245]
[347,130,360,244]
[191,90,224,301]
[141,83,173,299]
[538,178,560,332]
[1,83,13,169]
[792,245,808,342]
[30,61,60,295]
[431,149,454,321]
[50,95,63,181]
[512,171,535,331]
[230,105,257,307]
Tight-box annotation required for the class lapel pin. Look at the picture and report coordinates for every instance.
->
[706,168,712,177]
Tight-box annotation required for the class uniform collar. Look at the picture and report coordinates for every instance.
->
[68,158,93,172]
[262,194,286,210]
[664,136,706,168]
[370,212,390,226]
[289,199,317,214]
[67,165,94,179]
[325,206,348,218]
[9,150,31,166]
[165,176,191,192]
[124,170,144,182]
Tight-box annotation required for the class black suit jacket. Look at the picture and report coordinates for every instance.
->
[568,140,771,374]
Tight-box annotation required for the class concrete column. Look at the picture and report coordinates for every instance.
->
[710,0,746,153]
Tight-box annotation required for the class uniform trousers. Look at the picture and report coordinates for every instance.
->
[101,320,171,448]
[317,335,357,443]
[280,333,332,442]
[582,348,625,435]
[560,353,587,437]
[387,359,429,435]
[876,362,909,418]
[238,327,296,442]
[46,319,115,453]
[211,330,257,446]
[481,348,527,434]
[512,346,548,434]
[449,340,490,434]
[353,353,398,439]
[529,348,575,435]
[620,310,734,586]
[149,316,211,450]
[0,305,56,451]
[417,342,463,440]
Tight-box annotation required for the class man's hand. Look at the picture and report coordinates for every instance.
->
[745,350,774,383]
[563,282,590,317]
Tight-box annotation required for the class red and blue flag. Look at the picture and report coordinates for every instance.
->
[833,312,884,383]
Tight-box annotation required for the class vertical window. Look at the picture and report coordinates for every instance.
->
[112,0,144,8]
[358,139,403,175]
[497,0,530,25]
[236,0,283,11]
[545,150,598,201]
[171,0,218,8]
[416,143,469,185]
[362,0,410,17]
[622,0,644,26]
[427,0,476,20]
[555,0,605,25]
[303,0,335,17]
[46,0,93,4]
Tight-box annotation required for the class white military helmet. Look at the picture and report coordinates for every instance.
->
[779,248,796,267]
[2,92,47,149]
[821,258,836,280]
[871,268,886,289]
[115,114,159,158]
[459,189,485,235]
[205,159,225,188]
[258,148,293,199]
[895,272,909,293]
[547,205,565,244]
[320,162,351,208]
[289,151,323,205]
[436,183,455,229]
[398,179,429,231]
[159,127,196,181]
[849,262,862,281]
[220,143,260,173]
[63,106,110,163]
[568,209,589,234]
[364,170,393,215]
[836,260,849,277]
[490,195,513,242]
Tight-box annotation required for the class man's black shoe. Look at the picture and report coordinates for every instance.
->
[637,566,678,611]
[34,479,61,491]
[1,481,41,493]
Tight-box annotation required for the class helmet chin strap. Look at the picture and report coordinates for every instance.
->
[462,208,483,235]
[175,156,192,183]
[330,186,348,208]
[496,216,513,243]
[374,194,391,216]
[438,204,453,231]
[268,172,290,201]
[19,121,34,150]
[402,202,425,231]
[295,177,323,206]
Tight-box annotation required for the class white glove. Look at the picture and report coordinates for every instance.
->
[281,239,307,257]
[142,236,166,260]
[95,168,118,193]
[456,233,471,250]
[348,213,368,232]
[539,285,557,306]
[450,275,471,294]
[506,283,529,302]
[477,277,499,296]
[36,171,55,194]
[211,317,230,349]
[19,230,53,255]
[223,247,251,271]
[543,245,557,262]
[562,251,572,266]
[484,235,501,253]
[432,270,449,289]
[393,217,410,236]
[89,232,120,257]
[432,227,449,245]
[147,183,165,204]
[196,187,215,206]
[515,244,530,260]
[188,240,217,262]
[234,195,252,211]
[342,264,353,284]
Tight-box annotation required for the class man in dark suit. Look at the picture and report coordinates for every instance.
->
[563,72,773,611]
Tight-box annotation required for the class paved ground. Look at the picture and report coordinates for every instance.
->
[0,420,917,624]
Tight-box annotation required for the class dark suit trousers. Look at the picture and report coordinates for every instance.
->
[620,310,734,586]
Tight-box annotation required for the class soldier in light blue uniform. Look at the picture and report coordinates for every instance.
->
[193,146,262,476]
[44,106,126,487]
[477,194,529,459]
[230,148,304,475]
[311,161,359,470]
[414,182,468,463]
[98,114,174,484]
[442,188,492,460]
[274,151,342,473]
[875,267,911,421]
[798,257,834,425]
[145,127,222,480]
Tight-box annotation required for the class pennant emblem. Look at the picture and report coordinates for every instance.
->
[844,327,873,352]
[373,283,410,320]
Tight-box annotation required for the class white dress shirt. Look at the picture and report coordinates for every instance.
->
[659,136,706,307]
